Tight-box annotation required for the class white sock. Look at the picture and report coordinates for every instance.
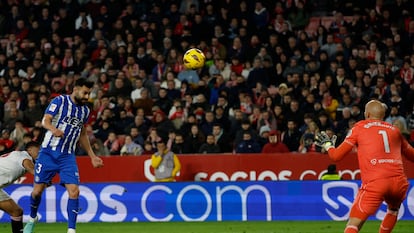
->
[28,216,38,222]
[67,228,76,233]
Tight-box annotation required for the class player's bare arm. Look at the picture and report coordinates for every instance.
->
[79,126,104,168]
[22,159,35,175]
[42,114,64,137]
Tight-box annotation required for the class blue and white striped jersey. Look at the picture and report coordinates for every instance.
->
[41,95,90,154]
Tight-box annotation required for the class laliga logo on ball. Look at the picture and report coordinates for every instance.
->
[183,48,205,70]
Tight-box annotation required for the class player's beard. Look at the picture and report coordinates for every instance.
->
[74,96,88,105]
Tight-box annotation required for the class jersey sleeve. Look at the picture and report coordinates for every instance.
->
[401,136,414,162]
[44,96,62,117]
[12,151,32,169]
[327,125,359,161]
[83,106,91,125]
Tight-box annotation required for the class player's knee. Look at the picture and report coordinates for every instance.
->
[387,209,398,216]
[32,184,47,198]
[10,206,23,217]
[31,189,43,198]
[67,188,80,198]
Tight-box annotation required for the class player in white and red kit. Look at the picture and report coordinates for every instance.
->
[0,142,40,233]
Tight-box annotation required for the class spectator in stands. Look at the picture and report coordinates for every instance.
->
[234,119,257,147]
[393,118,411,141]
[235,131,261,154]
[199,134,221,154]
[282,119,301,152]
[114,109,134,135]
[23,99,43,128]
[130,78,145,103]
[151,53,168,86]
[108,76,132,98]
[257,121,271,141]
[10,120,27,150]
[177,67,200,86]
[0,129,15,153]
[120,135,143,156]
[122,55,139,80]
[321,91,339,120]
[91,139,110,157]
[200,110,216,135]
[133,88,154,116]
[152,109,174,141]
[128,126,145,147]
[298,132,317,153]
[385,105,407,127]
[288,0,309,31]
[142,141,155,155]
[262,130,290,153]
[103,131,121,155]
[154,88,173,114]
[317,111,334,131]
[171,133,185,154]
[183,124,205,154]
[212,123,232,153]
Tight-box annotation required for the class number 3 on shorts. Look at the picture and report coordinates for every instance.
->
[36,163,43,174]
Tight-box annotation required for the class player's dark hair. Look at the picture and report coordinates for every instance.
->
[25,141,40,150]
[75,78,94,89]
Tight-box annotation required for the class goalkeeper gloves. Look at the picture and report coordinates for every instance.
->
[315,131,337,151]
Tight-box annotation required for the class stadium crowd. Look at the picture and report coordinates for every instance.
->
[0,0,414,156]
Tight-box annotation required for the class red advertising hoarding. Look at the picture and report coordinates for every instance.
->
[16,153,414,184]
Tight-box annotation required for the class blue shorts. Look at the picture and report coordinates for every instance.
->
[34,149,80,185]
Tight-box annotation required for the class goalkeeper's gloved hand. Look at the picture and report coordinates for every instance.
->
[315,131,337,151]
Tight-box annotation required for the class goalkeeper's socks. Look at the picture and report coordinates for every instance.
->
[29,195,41,218]
[345,225,358,233]
[379,211,398,233]
[11,215,23,233]
[67,198,79,230]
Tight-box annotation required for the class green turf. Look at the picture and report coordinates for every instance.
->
[0,221,413,233]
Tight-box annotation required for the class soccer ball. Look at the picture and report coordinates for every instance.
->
[183,48,205,70]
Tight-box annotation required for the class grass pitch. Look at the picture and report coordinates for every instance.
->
[0,221,413,233]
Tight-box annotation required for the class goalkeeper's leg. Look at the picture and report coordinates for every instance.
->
[345,225,359,233]
[344,217,365,233]
[379,209,398,233]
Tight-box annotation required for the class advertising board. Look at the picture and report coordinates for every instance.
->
[2,181,414,222]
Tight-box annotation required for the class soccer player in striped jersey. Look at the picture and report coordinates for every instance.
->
[24,79,104,233]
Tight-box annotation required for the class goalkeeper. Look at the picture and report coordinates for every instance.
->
[315,100,414,233]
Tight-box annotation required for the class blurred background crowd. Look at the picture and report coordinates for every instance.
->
[0,0,413,155]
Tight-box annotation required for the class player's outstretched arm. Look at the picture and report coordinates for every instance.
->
[327,141,353,162]
[79,126,104,168]
[316,131,354,161]
[401,137,414,162]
